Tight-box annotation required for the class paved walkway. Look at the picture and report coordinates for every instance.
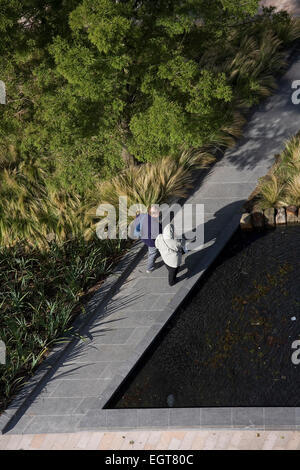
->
[1,430,300,450]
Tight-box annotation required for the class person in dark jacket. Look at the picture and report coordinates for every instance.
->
[134,205,161,273]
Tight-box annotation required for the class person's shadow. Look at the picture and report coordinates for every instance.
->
[176,199,247,283]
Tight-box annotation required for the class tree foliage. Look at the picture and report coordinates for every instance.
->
[0,0,263,193]
[1,1,300,247]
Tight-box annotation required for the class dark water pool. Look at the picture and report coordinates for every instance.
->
[109,226,300,408]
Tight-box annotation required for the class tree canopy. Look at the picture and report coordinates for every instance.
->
[0,0,261,192]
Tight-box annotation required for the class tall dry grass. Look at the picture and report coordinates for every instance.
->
[99,148,215,210]
[258,134,300,208]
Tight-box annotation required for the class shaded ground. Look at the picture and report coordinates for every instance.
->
[112,226,300,408]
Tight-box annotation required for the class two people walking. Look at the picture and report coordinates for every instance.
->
[134,205,185,286]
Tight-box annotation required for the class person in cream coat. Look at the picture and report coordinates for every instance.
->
[155,223,184,286]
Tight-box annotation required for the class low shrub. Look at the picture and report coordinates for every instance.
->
[0,237,126,411]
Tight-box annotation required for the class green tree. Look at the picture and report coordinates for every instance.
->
[4,0,287,194]
[46,0,259,167]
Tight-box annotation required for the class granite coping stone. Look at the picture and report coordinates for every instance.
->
[18,408,297,433]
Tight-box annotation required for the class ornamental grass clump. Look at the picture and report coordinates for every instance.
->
[99,148,215,210]
[258,134,300,208]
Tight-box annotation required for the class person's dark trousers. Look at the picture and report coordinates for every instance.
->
[166,265,179,286]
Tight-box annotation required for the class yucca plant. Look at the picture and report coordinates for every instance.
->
[0,236,125,412]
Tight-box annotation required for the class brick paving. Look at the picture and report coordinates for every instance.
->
[1,430,300,450]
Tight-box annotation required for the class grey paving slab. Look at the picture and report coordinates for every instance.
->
[22,414,83,434]
[264,407,296,429]
[232,408,265,429]
[87,327,135,345]
[49,379,110,398]
[4,415,35,434]
[99,362,130,379]
[25,397,83,416]
[88,310,166,328]
[126,326,156,346]
[206,165,270,183]
[199,182,255,199]
[295,408,300,425]
[201,197,245,214]
[133,277,180,294]
[203,209,242,243]
[99,291,167,314]
[201,408,233,428]
[26,380,60,399]
[2,51,300,435]
[62,344,135,363]
[134,324,164,356]
[74,397,103,415]
[137,409,170,428]
[136,268,168,278]
[79,410,107,429]
[107,409,138,429]
[170,409,201,427]
[52,361,110,380]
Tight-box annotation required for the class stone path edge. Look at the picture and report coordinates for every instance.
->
[0,240,146,435]
[76,407,300,432]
